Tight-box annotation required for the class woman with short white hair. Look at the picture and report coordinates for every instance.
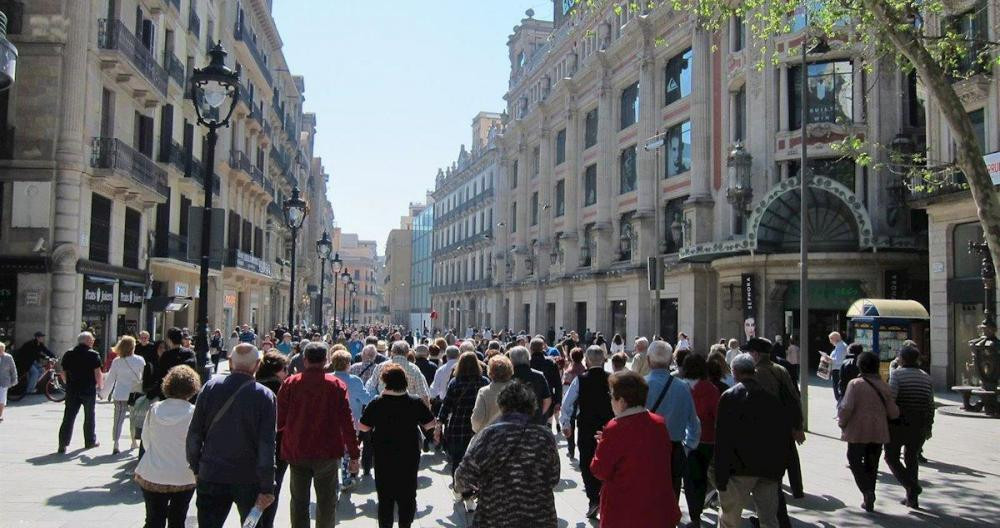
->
[0,343,17,422]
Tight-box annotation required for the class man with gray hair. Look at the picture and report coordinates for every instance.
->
[509,346,551,423]
[57,332,103,453]
[431,345,461,400]
[187,343,277,527]
[714,353,791,528]
[365,340,431,406]
[413,344,437,387]
[630,337,651,377]
[645,339,700,503]
[559,345,612,518]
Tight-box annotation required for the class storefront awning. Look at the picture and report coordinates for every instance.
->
[847,298,929,319]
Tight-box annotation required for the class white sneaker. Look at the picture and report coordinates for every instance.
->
[464,497,476,512]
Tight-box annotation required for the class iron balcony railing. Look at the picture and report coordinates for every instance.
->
[154,232,194,263]
[264,178,275,199]
[226,248,272,277]
[98,19,169,97]
[250,165,264,187]
[430,278,493,295]
[233,18,273,86]
[165,52,185,88]
[91,137,169,198]
[188,6,201,40]
[436,187,495,224]
[187,156,221,195]
[283,168,297,189]
[267,200,283,219]
[229,149,252,174]
[158,140,186,173]
[908,171,969,201]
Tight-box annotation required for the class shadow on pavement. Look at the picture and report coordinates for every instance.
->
[45,479,142,510]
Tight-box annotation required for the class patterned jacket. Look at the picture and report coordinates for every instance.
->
[455,412,560,527]
[438,375,490,447]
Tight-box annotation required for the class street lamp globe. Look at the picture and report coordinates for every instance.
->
[191,42,239,129]
[341,268,352,285]
[316,231,333,260]
[331,252,343,273]
[0,12,18,91]
[283,187,308,230]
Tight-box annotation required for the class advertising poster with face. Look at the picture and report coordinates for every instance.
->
[742,273,756,342]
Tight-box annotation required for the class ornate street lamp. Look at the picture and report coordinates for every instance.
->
[969,241,1000,415]
[350,282,358,325]
[726,142,753,234]
[340,268,351,328]
[190,42,239,370]
[283,187,308,329]
[331,252,343,330]
[315,231,333,334]
[0,11,18,91]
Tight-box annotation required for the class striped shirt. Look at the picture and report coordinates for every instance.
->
[364,355,431,402]
[889,367,934,425]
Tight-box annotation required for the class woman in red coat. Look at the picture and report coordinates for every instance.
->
[590,370,680,527]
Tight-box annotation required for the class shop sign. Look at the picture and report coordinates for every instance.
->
[884,270,904,300]
[83,276,115,315]
[224,292,238,308]
[175,282,189,296]
[235,251,273,277]
[118,281,145,308]
[741,273,757,341]
[24,290,40,306]
[985,151,1000,185]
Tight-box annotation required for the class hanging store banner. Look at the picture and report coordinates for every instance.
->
[118,281,145,308]
[82,276,115,315]
[742,273,757,341]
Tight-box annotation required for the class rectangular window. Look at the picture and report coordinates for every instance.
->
[100,89,115,138]
[555,179,565,217]
[905,71,926,129]
[89,193,112,263]
[665,120,692,177]
[179,196,191,238]
[733,85,746,142]
[511,203,517,233]
[969,108,986,152]
[555,128,567,165]
[228,210,241,250]
[584,164,597,206]
[946,1,988,76]
[241,219,252,250]
[531,192,539,225]
[665,48,693,106]
[511,160,518,189]
[123,207,141,269]
[619,145,637,193]
[789,61,853,130]
[584,108,599,148]
[620,81,639,129]
[532,146,540,178]
[732,16,745,51]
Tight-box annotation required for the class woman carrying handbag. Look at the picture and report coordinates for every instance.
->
[102,336,146,454]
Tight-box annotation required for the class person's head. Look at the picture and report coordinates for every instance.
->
[456,351,483,378]
[162,365,201,400]
[428,343,440,358]
[584,345,606,368]
[529,337,546,356]
[740,337,773,363]
[361,344,376,362]
[0,342,6,355]
[508,346,530,366]
[829,331,842,344]
[381,363,408,392]
[34,331,46,344]
[487,355,514,383]
[613,333,623,345]
[374,340,387,354]
[434,337,448,352]
[445,345,461,361]
[674,348,690,372]
[497,381,536,416]
[389,340,410,358]
[847,343,864,357]
[610,352,627,372]
[257,351,289,381]
[365,336,379,346]
[682,353,707,380]
[487,340,502,352]
[609,370,649,415]
[138,330,150,344]
[459,341,477,354]
[261,340,273,352]
[731,353,757,382]
[303,341,329,367]
[330,350,353,372]
[78,331,95,348]
[230,343,262,373]
[634,337,648,353]
[154,340,167,356]
[858,351,879,375]
[114,335,136,358]
[727,338,739,350]
[166,327,183,348]
[414,344,429,358]
[709,343,727,358]
[708,348,731,377]
[899,346,920,368]
[647,340,674,369]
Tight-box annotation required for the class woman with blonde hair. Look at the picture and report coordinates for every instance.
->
[102,335,145,454]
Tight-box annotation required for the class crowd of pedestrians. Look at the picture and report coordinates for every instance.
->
[0,318,939,528]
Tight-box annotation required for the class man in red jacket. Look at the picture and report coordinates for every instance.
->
[277,341,361,528]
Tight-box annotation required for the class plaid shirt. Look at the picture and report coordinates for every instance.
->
[364,356,431,401]
[438,375,490,447]
[349,360,379,384]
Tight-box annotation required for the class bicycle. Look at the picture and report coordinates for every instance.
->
[8,358,66,403]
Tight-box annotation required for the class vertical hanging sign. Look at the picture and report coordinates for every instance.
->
[742,273,757,341]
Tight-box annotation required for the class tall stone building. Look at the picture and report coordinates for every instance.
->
[332,228,380,326]
[430,112,501,332]
[491,2,926,359]
[383,203,425,326]
[0,0,334,353]
[410,197,434,334]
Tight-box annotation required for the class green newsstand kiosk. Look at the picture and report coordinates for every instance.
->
[847,299,930,381]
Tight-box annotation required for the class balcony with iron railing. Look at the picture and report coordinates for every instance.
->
[165,52,185,88]
[91,137,169,199]
[908,170,970,202]
[267,200,283,219]
[436,187,495,224]
[250,164,264,187]
[186,155,221,195]
[97,19,169,98]
[233,18,273,86]
[188,5,201,40]
[225,248,273,277]
[229,149,252,175]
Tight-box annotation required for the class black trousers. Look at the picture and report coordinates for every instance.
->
[683,443,713,522]
[670,441,686,501]
[884,434,925,495]
[260,457,288,528]
[847,442,883,494]
[360,431,375,472]
[142,488,195,528]
[375,460,418,528]
[786,440,803,495]
[58,390,97,448]
[577,426,601,503]
[566,416,577,457]
[831,370,843,402]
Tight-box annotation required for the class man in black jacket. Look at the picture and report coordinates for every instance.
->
[837,343,864,397]
[509,346,551,423]
[15,331,54,394]
[715,353,791,528]
[57,332,103,453]
[528,337,563,421]
[145,327,197,400]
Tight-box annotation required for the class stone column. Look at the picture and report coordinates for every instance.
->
[595,68,615,269]
[537,125,553,279]
[562,101,580,272]
[685,28,715,245]
[635,44,658,259]
[51,0,93,355]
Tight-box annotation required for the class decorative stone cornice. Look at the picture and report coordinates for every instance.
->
[954,74,992,107]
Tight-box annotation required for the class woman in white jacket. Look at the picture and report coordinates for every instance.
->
[134,365,201,528]
[102,336,145,454]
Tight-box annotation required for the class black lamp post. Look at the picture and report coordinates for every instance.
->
[340,268,351,328]
[351,283,358,325]
[283,187,308,329]
[191,42,239,368]
[331,252,343,330]
[0,11,18,91]
[316,231,333,334]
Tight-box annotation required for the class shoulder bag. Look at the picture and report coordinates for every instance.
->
[205,378,255,438]
[861,376,901,426]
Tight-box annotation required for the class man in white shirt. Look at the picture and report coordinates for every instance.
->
[365,341,431,406]
[430,345,461,400]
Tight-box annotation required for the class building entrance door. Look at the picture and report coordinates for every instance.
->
[575,302,587,335]
[786,309,846,371]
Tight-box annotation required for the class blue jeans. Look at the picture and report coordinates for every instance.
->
[26,363,42,393]
[195,481,259,528]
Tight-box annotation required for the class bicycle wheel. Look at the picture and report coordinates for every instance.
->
[7,380,26,402]
[45,377,66,402]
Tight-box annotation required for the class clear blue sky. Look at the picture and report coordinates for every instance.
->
[273,1,552,252]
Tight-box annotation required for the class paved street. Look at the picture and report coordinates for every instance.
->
[1,378,997,528]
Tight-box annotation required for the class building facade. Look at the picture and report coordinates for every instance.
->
[410,199,433,333]
[383,203,425,326]
[491,3,926,361]
[0,0,333,353]
[332,228,380,326]
[430,112,501,332]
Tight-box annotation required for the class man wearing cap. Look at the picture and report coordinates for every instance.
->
[15,332,54,394]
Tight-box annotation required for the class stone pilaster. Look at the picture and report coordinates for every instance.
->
[595,67,615,269]
[685,28,715,245]
[636,43,659,261]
